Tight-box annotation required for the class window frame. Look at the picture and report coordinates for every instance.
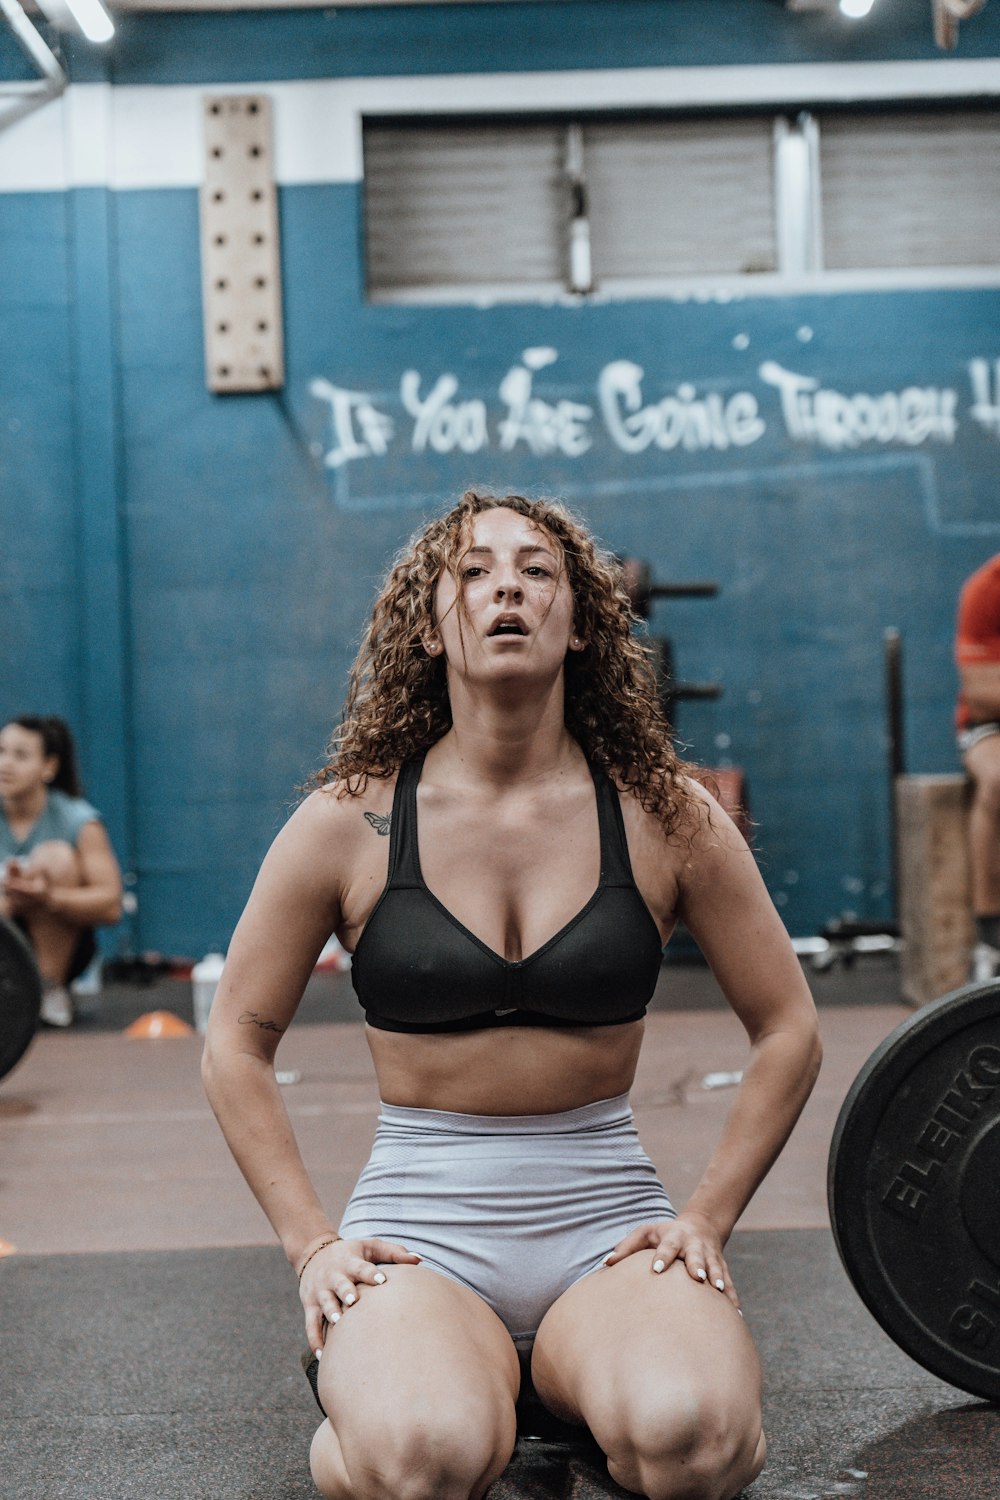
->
[351,59,1000,304]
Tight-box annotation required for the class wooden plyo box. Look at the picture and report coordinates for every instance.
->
[895,774,974,1007]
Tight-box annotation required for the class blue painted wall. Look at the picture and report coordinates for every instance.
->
[2,0,1000,954]
[0,194,81,746]
[31,0,1000,83]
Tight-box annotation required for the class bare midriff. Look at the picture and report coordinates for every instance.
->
[368,1017,645,1115]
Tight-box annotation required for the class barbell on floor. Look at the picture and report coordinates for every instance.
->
[829,978,1000,1402]
[0,914,42,1082]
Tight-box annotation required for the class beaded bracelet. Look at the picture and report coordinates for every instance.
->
[296,1235,340,1281]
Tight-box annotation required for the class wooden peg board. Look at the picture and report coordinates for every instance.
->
[200,94,284,394]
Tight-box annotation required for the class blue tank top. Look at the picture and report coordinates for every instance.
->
[0,788,100,861]
[351,752,665,1033]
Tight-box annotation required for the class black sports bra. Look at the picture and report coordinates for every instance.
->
[350,751,664,1033]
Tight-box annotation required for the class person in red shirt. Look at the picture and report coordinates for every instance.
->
[955,553,1000,980]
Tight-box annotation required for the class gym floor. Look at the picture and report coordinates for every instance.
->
[2,956,995,1500]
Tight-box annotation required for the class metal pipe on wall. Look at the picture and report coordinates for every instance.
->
[0,0,65,132]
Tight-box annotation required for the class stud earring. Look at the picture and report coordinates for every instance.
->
[569,636,584,651]
[426,639,442,657]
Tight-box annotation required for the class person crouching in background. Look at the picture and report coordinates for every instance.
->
[0,715,123,1027]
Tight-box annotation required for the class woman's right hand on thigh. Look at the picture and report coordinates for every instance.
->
[299,1236,422,1355]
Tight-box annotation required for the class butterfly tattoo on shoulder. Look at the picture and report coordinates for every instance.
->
[364,810,392,837]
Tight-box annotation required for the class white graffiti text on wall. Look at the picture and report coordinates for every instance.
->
[758,362,958,451]
[599,361,764,453]
[309,379,395,468]
[969,359,1000,440]
[310,350,999,470]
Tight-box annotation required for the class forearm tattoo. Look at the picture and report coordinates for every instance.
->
[364,810,392,836]
[238,1011,285,1034]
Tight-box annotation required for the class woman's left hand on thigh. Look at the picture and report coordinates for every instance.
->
[603,1212,741,1311]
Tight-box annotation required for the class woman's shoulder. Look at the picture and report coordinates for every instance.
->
[617,767,743,847]
[48,789,101,838]
[286,768,403,847]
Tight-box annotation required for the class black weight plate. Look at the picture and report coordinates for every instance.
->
[0,914,42,1081]
[829,980,1000,1402]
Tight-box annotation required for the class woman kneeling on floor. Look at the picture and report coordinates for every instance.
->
[0,715,123,1028]
[203,490,822,1500]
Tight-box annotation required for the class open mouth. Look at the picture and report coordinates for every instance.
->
[488,616,528,637]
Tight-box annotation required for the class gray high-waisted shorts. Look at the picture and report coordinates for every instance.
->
[338,1091,675,1349]
[958,721,1000,755]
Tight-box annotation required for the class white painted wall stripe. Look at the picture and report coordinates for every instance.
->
[65,83,113,186]
[0,84,66,190]
[0,59,998,193]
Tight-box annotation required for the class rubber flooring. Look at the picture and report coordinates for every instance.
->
[2,1235,994,1500]
[3,960,996,1498]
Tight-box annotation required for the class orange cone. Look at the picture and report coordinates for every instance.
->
[123,1010,195,1038]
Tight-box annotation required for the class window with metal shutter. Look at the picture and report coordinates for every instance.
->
[819,109,1000,270]
[363,107,1000,299]
[584,117,778,279]
[363,123,568,294]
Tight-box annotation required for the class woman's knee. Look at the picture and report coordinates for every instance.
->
[967,741,1000,813]
[311,1421,351,1500]
[971,774,1000,818]
[26,840,82,885]
[328,1399,516,1500]
[602,1386,764,1500]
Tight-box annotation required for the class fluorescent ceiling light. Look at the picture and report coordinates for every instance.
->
[63,0,114,42]
[840,0,876,16]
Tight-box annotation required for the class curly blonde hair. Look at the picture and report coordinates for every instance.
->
[314,490,696,835]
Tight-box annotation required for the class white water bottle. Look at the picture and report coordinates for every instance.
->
[192,951,226,1034]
